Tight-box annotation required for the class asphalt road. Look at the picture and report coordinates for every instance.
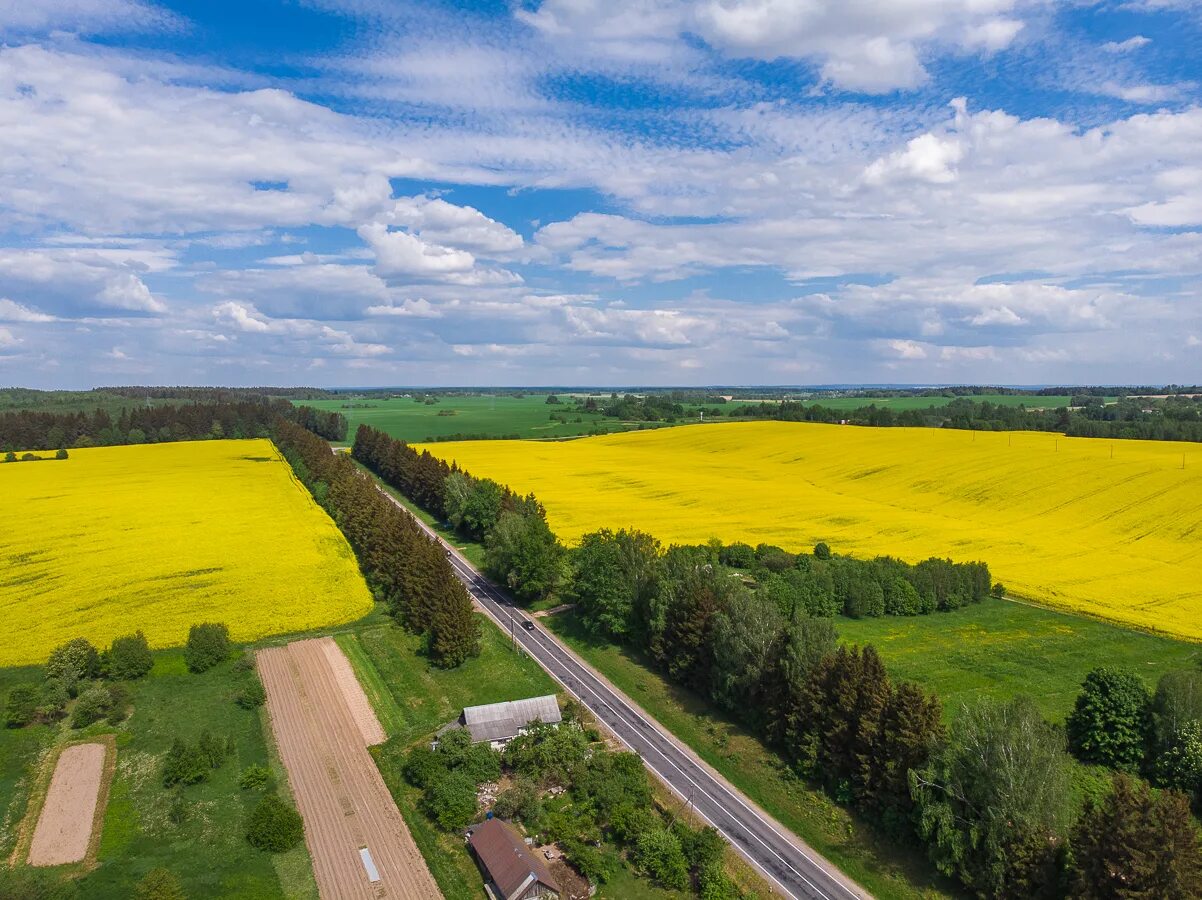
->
[375,486,869,900]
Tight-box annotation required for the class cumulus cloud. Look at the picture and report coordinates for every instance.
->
[519,0,1028,92]
[0,298,56,322]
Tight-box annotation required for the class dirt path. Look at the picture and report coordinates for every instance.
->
[27,743,108,866]
[258,638,441,900]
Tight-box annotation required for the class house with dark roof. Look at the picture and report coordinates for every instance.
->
[438,695,562,749]
[468,817,561,900]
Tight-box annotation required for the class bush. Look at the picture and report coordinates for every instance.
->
[246,794,304,852]
[55,448,69,461]
[106,683,131,725]
[562,837,617,884]
[184,623,230,673]
[718,542,755,569]
[46,638,101,686]
[167,789,189,825]
[235,675,266,710]
[813,542,832,560]
[162,739,209,787]
[421,769,478,831]
[5,683,39,728]
[197,730,230,769]
[37,679,70,721]
[108,631,153,680]
[71,684,114,728]
[633,826,690,889]
[238,764,273,791]
[134,867,186,900]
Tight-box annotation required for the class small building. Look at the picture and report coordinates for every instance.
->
[439,695,562,750]
[468,817,561,900]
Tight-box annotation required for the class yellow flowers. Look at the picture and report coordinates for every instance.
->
[1,439,372,666]
[420,422,1202,640]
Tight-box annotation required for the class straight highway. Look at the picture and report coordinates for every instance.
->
[373,483,869,900]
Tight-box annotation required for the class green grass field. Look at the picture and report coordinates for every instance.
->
[0,649,318,899]
[306,395,615,443]
[836,598,1200,723]
[544,610,957,900]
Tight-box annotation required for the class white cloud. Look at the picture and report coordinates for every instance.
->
[863,130,964,184]
[0,326,20,347]
[364,298,443,318]
[885,339,927,359]
[1103,36,1151,53]
[0,0,178,36]
[387,196,524,255]
[0,298,56,322]
[519,0,1029,92]
[357,222,477,277]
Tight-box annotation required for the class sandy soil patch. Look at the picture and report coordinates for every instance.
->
[27,743,108,866]
[258,639,440,900]
[317,637,386,746]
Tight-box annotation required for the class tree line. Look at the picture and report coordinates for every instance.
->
[0,399,347,451]
[352,425,565,605]
[272,419,479,667]
[727,395,1202,444]
[354,423,1202,898]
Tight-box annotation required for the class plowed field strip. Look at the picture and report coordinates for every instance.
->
[320,638,387,747]
[259,638,440,900]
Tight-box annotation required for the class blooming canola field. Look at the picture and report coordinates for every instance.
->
[421,422,1202,640]
[0,439,372,666]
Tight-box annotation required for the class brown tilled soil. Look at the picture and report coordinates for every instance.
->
[27,743,107,866]
[258,638,441,900]
[319,637,387,747]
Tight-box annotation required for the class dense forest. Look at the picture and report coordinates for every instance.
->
[727,395,1202,443]
[0,398,347,450]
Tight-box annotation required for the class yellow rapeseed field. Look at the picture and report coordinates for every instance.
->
[0,439,372,667]
[421,422,1202,640]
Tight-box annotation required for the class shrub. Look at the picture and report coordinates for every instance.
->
[246,794,304,852]
[421,769,478,831]
[21,452,39,461]
[197,730,229,769]
[562,837,617,884]
[184,623,230,673]
[813,542,832,560]
[71,684,114,728]
[403,745,445,789]
[990,582,1006,599]
[238,764,273,791]
[55,449,69,461]
[633,826,690,889]
[3,451,14,463]
[5,683,39,728]
[46,638,101,685]
[108,631,153,680]
[235,675,266,710]
[167,789,189,825]
[134,867,186,900]
[105,683,131,725]
[37,679,70,721]
[718,542,755,568]
[162,739,208,787]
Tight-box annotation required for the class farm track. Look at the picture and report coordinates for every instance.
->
[27,742,108,867]
[258,637,440,900]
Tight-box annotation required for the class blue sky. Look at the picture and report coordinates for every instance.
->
[0,0,1199,388]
